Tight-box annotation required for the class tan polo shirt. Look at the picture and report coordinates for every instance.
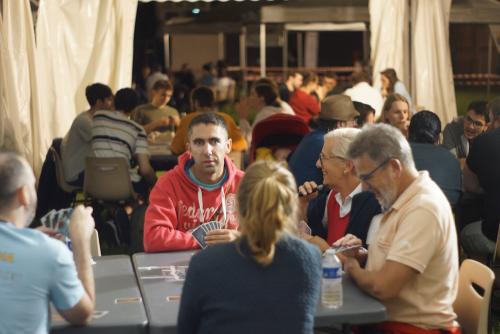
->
[366,171,458,329]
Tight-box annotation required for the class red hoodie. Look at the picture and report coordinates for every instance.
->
[143,151,244,252]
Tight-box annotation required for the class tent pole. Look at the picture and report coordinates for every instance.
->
[283,28,288,76]
[260,23,266,77]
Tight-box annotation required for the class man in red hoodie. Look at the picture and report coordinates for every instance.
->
[144,113,244,252]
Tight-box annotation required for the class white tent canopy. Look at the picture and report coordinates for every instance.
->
[2,0,497,173]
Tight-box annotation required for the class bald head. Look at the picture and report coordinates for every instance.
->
[0,152,34,215]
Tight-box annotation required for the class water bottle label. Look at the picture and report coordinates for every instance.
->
[323,267,340,279]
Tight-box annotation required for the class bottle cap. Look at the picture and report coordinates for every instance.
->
[324,248,336,256]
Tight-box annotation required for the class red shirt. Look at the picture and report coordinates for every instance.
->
[289,89,320,124]
[326,192,350,245]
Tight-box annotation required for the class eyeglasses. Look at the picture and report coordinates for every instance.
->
[465,115,486,128]
[319,153,344,167]
[358,158,391,182]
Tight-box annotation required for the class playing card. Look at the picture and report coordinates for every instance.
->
[330,244,361,255]
[50,210,60,229]
[191,225,208,249]
[41,209,56,228]
[298,220,312,237]
[56,208,73,237]
[201,223,211,233]
[208,221,217,231]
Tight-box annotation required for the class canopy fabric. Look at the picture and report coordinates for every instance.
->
[32,0,137,174]
[369,0,409,93]
[411,0,457,125]
[0,0,44,173]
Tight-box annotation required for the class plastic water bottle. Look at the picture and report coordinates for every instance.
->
[322,248,343,308]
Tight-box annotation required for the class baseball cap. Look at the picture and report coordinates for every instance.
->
[319,95,359,121]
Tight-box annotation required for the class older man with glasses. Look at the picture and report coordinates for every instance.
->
[335,123,460,334]
[298,128,381,253]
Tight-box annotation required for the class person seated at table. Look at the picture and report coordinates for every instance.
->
[132,79,181,136]
[298,128,381,252]
[237,81,295,145]
[0,152,96,333]
[61,82,114,187]
[90,88,157,197]
[170,86,247,155]
[408,110,462,207]
[144,113,244,252]
[335,124,460,334]
[178,161,322,334]
[442,100,489,161]
[380,93,411,138]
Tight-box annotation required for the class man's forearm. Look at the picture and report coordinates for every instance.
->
[349,265,379,298]
[72,242,95,303]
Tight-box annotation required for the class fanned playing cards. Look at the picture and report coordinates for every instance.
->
[191,221,225,249]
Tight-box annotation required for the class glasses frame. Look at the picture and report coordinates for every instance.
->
[319,153,345,168]
[358,158,391,182]
[464,115,486,128]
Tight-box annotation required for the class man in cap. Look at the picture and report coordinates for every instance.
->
[289,95,359,186]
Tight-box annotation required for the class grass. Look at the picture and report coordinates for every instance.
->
[455,86,500,116]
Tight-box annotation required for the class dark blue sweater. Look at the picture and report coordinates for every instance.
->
[178,235,322,334]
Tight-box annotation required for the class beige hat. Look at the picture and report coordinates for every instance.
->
[319,95,359,121]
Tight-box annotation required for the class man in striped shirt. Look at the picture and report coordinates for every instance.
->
[90,88,157,196]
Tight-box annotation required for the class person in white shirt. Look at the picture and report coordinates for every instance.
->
[344,70,384,118]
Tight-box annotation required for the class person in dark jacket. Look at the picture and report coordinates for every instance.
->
[408,110,462,207]
[299,128,381,252]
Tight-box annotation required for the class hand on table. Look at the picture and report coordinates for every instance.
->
[205,229,241,245]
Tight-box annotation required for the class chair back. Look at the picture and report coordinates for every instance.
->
[454,259,495,334]
[90,229,101,257]
[249,113,309,163]
[49,147,80,193]
[83,157,135,203]
[492,225,500,266]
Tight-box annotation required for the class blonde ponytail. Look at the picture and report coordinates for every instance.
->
[237,161,298,266]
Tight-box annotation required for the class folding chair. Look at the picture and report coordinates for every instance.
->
[83,157,136,203]
[83,157,137,247]
[90,229,101,257]
[50,147,80,194]
[454,259,495,334]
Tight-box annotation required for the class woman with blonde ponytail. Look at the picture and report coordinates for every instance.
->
[178,161,322,334]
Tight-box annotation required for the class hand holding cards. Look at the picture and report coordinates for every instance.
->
[40,208,73,238]
[191,221,228,248]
